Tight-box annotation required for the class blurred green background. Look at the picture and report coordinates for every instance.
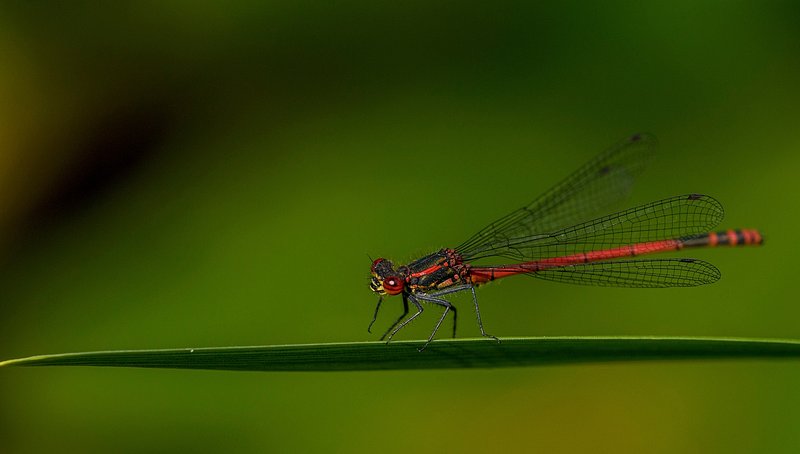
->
[1,1,799,452]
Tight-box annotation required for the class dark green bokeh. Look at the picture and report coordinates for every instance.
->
[1,2,799,452]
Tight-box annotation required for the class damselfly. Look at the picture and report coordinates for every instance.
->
[368,134,763,351]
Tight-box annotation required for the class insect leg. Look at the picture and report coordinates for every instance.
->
[451,303,457,339]
[426,283,473,297]
[386,294,424,343]
[414,293,460,351]
[426,284,497,342]
[471,286,499,342]
[367,296,383,333]
[379,293,410,341]
[424,284,474,338]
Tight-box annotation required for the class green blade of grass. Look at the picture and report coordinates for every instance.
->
[3,337,800,371]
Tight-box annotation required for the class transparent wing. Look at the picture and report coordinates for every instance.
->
[457,133,656,254]
[530,258,721,288]
[460,194,724,262]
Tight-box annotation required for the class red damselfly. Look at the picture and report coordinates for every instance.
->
[368,133,763,351]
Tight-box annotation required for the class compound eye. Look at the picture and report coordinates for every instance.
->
[382,276,404,295]
[370,258,385,273]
